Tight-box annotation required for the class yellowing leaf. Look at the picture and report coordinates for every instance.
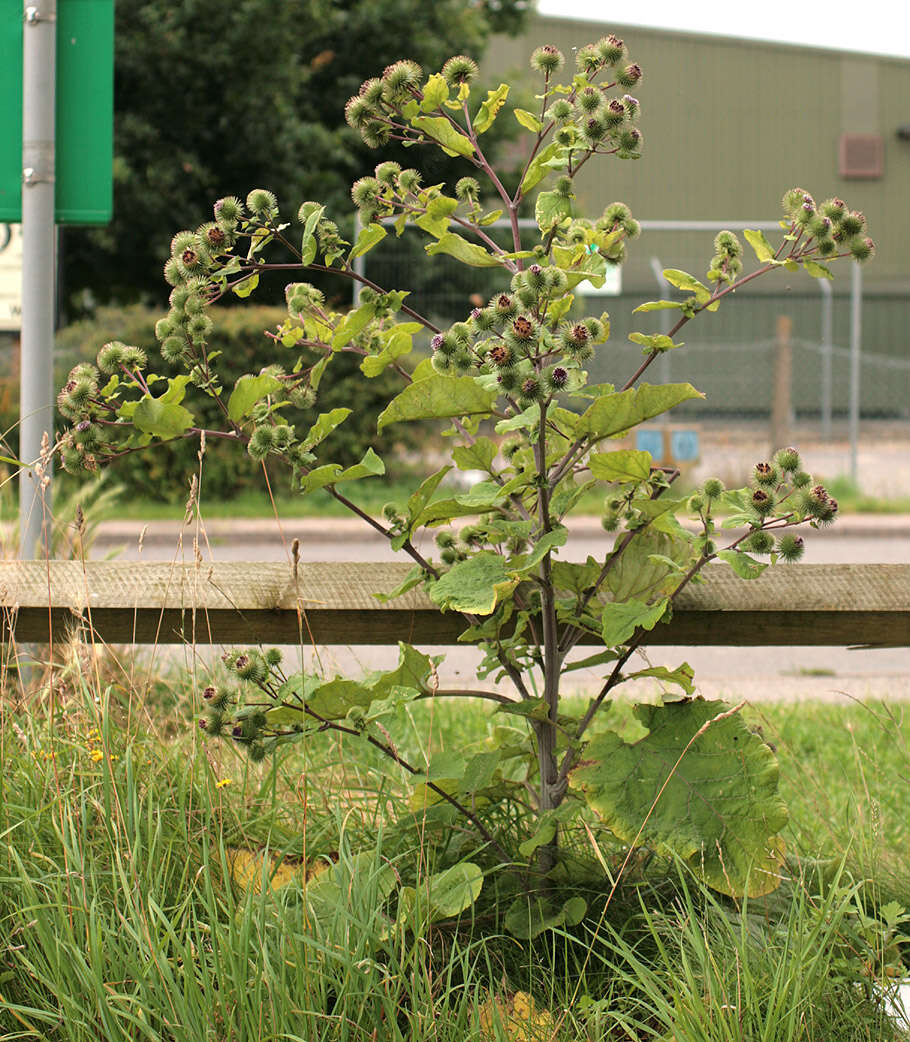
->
[514,108,543,133]
[478,990,555,1041]
[473,83,509,134]
[410,116,475,157]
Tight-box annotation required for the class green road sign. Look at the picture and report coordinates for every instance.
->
[0,0,114,224]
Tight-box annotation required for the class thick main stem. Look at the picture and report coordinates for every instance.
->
[534,402,563,874]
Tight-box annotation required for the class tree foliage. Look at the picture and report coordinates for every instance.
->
[62,0,530,311]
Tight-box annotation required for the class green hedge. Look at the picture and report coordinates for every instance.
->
[55,304,415,504]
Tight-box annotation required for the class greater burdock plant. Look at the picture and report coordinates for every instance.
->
[57,36,873,932]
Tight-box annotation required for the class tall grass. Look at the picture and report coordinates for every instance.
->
[1,653,907,1041]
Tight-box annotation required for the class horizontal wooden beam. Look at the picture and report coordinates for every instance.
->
[1,561,908,647]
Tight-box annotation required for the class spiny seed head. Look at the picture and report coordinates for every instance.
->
[381,59,422,101]
[546,365,569,391]
[622,94,639,118]
[441,54,478,85]
[745,530,775,554]
[519,376,541,402]
[396,168,422,194]
[374,161,401,185]
[248,426,275,461]
[531,44,565,74]
[849,236,875,262]
[597,34,626,64]
[161,335,186,364]
[544,267,569,295]
[578,86,602,113]
[351,176,382,208]
[472,307,498,332]
[604,98,626,126]
[582,115,607,144]
[345,94,375,129]
[488,343,513,368]
[435,530,456,549]
[214,196,243,223]
[546,98,574,123]
[204,223,226,249]
[246,189,277,215]
[796,201,815,226]
[781,187,809,217]
[840,210,865,236]
[792,470,811,488]
[753,461,778,486]
[617,63,642,88]
[492,292,517,317]
[163,258,182,287]
[97,341,126,373]
[777,533,805,561]
[703,478,725,498]
[714,230,743,258]
[751,488,775,514]
[575,44,600,73]
[774,447,801,472]
[497,368,519,392]
[170,230,196,260]
[618,127,642,151]
[809,214,833,240]
[820,197,847,222]
[455,176,480,201]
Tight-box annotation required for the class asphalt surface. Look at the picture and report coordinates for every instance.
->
[89,512,910,704]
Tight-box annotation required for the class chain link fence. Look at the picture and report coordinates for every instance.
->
[356,224,910,423]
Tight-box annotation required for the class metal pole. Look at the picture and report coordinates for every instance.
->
[848,262,862,486]
[19,0,56,559]
[818,277,833,438]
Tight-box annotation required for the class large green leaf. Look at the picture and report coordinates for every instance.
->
[504,894,587,939]
[300,407,352,451]
[226,373,283,422]
[348,222,387,260]
[662,268,711,303]
[425,232,503,268]
[377,374,497,430]
[570,699,789,897]
[589,449,652,483]
[606,529,686,602]
[578,383,704,440]
[397,863,483,925]
[600,597,668,646]
[299,447,384,493]
[360,323,419,377]
[132,393,194,438]
[535,189,573,231]
[331,300,376,350]
[452,437,497,472]
[520,142,565,193]
[429,551,517,615]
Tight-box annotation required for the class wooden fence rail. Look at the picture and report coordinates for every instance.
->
[1,561,908,648]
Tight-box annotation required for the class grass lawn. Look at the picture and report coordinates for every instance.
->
[1,648,907,1042]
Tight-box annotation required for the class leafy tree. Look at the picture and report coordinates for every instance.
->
[62,0,530,312]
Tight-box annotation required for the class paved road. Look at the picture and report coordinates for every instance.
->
[91,515,910,703]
